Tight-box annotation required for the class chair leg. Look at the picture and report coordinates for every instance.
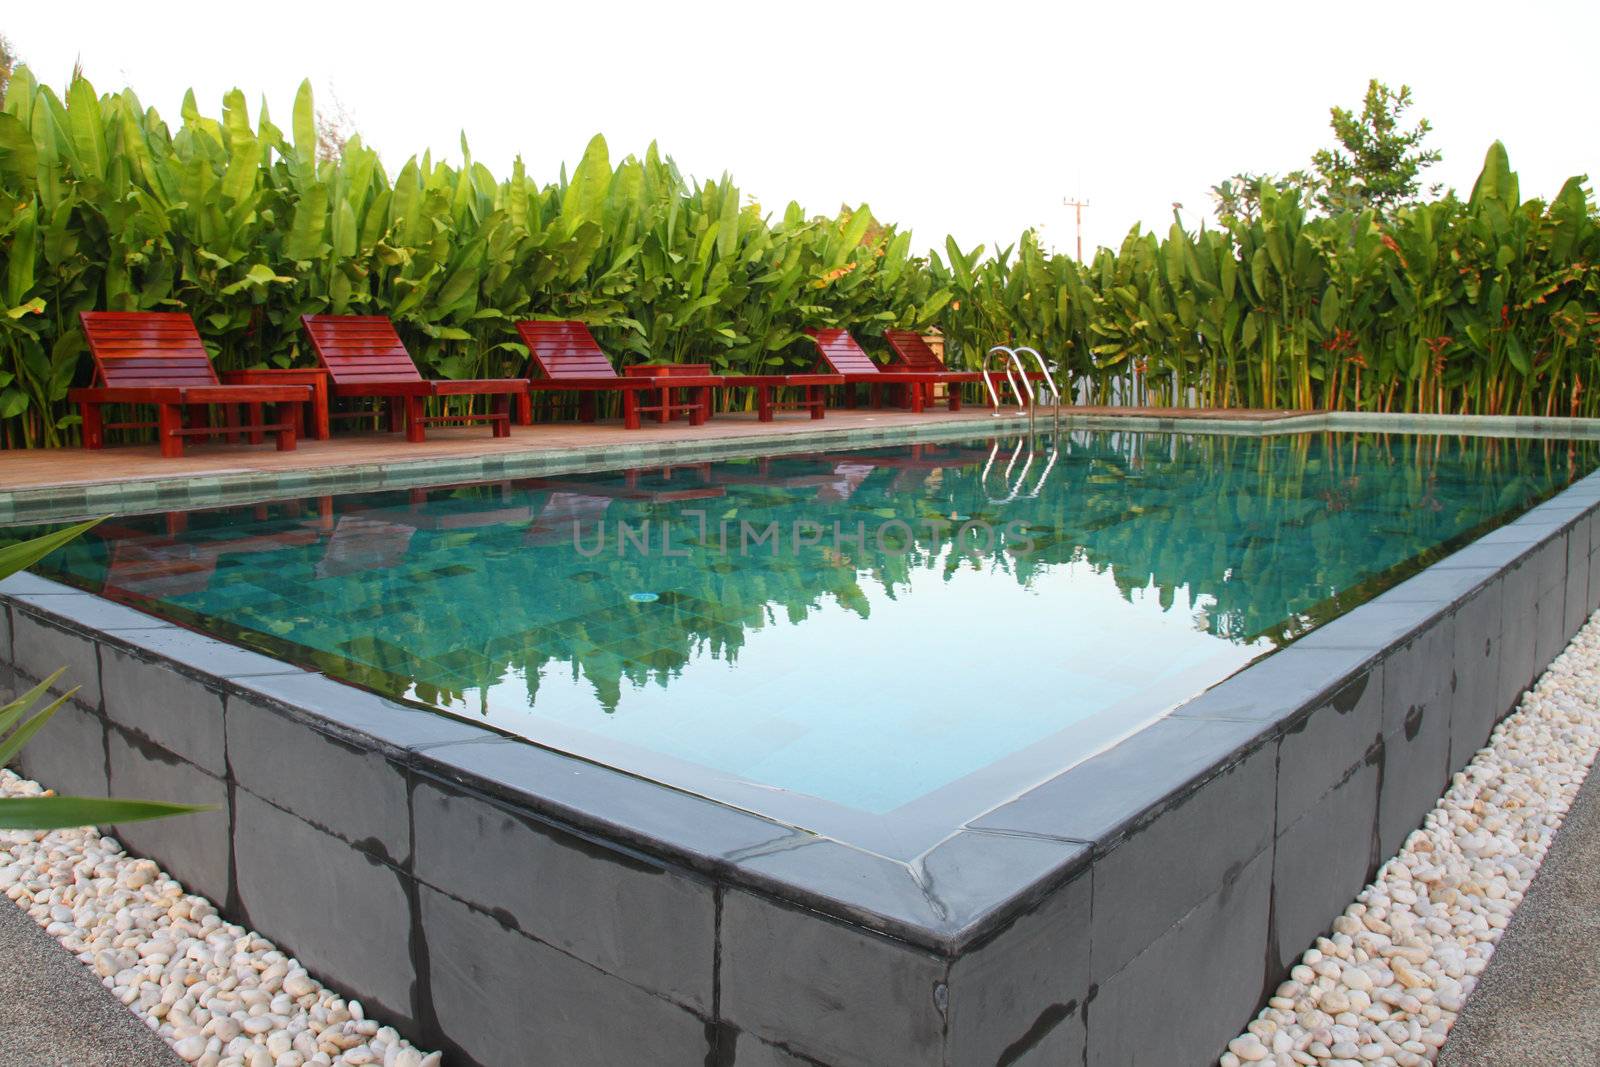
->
[757,385,773,423]
[248,402,267,444]
[516,392,532,426]
[184,404,209,440]
[158,404,184,458]
[810,385,825,419]
[579,394,597,423]
[273,399,299,451]
[622,390,640,430]
[689,387,708,426]
[948,386,962,412]
[404,395,426,442]
[493,395,511,438]
[80,402,103,449]
[909,386,925,414]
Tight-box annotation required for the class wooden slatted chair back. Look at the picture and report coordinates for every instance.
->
[80,312,220,388]
[808,329,882,375]
[301,315,424,385]
[516,320,622,380]
[883,330,946,372]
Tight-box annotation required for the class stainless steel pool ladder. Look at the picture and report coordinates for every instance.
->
[981,434,1059,503]
[983,345,1063,433]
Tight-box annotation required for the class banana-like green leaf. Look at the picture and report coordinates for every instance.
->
[0,518,102,580]
[0,796,212,830]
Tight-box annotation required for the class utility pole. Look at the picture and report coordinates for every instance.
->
[1062,197,1089,261]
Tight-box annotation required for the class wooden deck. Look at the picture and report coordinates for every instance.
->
[0,406,1310,494]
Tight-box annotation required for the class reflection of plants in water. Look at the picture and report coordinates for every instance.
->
[18,433,1594,714]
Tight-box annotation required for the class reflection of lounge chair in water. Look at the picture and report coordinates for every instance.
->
[102,522,320,599]
[314,515,418,579]
[815,463,877,503]
[524,492,616,548]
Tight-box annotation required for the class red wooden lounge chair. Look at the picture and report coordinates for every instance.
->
[805,329,965,412]
[514,321,723,429]
[70,312,311,458]
[300,315,528,442]
[883,329,1045,409]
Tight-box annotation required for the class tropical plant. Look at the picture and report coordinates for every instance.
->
[0,67,1596,445]
[0,519,208,829]
[1312,79,1442,216]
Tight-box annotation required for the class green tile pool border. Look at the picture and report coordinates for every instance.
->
[5,409,1600,525]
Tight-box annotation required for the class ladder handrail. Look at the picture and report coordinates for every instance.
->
[1012,346,1059,404]
[983,345,1019,411]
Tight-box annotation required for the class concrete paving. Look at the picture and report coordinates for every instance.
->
[1438,757,1600,1066]
[0,896,181,1067]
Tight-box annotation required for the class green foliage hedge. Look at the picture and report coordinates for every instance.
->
[0,69,1596,447]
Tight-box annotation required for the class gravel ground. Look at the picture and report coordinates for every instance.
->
[1435,741,1600,1066]
[1220,612,1600,1067]
[0,889,183,1067]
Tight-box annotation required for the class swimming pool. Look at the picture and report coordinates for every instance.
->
[8,422,1600,1066]
[16,429,1595,854]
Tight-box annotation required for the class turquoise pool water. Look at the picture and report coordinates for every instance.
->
[17,431,1596,831]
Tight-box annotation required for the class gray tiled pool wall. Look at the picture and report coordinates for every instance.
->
[1,468,1599,1066]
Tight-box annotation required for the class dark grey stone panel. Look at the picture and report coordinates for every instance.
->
[730,830,1087,951]
[225,695,409,864]
[228,671,493,756]
[106,726,230,904]
[1172,644,1376,724]
[232,790,416,1029]
[0,572,81,597]
[7,591,173,632]
[423,737,795,869]
[1087,847,1272,1067]
[1532,530,1567,598]
[1589,533,1600,616]
[1382,565,1497,607]
[1497,556,1539,714]
[13,695,107,800]
[1295,598,1440,656]
[1377,698,1452,860]
[1379,614,1453,739]
[419,885,709,1067]
[1090,738,1275,980]
[1533,577,1569,678]
[101,647,226,777]
[946,870,1090,1067]
[410,778,715,1014]
[1429,539,1529,573]
[1271,758,1379,975]
[723,1032,828,1066]
[1,602,10,666]
[1276,665,1383,832]
[918,831,1090,948]
[720,888,947,1067]
[1450,578,1505,768]
[107,626,307,683]
[972,717,1270,849]
[9,611,107,710]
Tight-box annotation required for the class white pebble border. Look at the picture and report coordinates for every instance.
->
[1220,611,1600,1067]
[0,773,442,1067]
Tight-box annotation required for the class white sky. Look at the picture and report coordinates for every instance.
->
[10,1,1598,261]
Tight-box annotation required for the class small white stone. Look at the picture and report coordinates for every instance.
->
[173,1035,207,1062]
[1227,1035,1269,1062]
